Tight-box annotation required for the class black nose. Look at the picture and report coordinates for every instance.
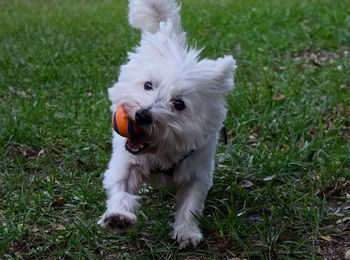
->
[135,108,153,125]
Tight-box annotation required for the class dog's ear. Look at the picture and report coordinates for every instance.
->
[128,0,181,35]
[193,56,237,94]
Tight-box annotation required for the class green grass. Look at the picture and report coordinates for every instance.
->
[1,0,349,258]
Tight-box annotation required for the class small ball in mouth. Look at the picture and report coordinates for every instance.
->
[112,107,142,139]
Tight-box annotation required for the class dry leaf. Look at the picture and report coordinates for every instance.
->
[320,235,331,242]
[263,175,276,182]
[50,198,66,208]
[32,225,40,233]
[53,224,65,230]
[336,217,350,225]
[272,94,285,101]
[240,180,253,189]
[37,149,45,157]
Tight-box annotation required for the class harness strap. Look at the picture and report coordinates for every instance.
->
[150,149,195,176]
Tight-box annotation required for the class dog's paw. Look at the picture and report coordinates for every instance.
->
[98,211,136,232]
[172,227,203,249]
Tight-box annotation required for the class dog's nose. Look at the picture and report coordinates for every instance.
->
[135,108,153,125]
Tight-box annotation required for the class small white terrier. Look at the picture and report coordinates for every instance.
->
[98,0,236,248]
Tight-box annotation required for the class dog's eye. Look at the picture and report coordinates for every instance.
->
[144,82,153,91]
[171,99,185,111]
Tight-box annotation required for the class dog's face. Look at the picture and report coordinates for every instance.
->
[108,22,236,155]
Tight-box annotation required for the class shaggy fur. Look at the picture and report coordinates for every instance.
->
[98,0,236,248]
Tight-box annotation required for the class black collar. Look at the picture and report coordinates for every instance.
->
[150,150,195,176]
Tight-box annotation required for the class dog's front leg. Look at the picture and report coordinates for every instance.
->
[98,173,141,232]
[172,179,211,248]
[98,137,143,232]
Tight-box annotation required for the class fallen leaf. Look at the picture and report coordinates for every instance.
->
[263,175,276,182]
[336,217,350,225]
[53,224,65,230]
[309,53,323,66]
[37,149,45,157]
[240,180,253,189]
[50,198,66,208]
[32,225,40,233]
[248,135,257,141]
[320,235,331,242]
[272,94,285,101]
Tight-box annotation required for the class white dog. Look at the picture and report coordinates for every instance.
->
[98,0,236,248]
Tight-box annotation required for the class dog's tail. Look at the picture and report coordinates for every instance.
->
[128,0,181,34]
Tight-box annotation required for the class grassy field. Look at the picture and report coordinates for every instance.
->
[1,0,349,258]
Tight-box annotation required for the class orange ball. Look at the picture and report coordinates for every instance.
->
[112,107,142,139]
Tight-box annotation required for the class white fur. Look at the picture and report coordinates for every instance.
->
[128,0,181,34]
[99,0,236,248]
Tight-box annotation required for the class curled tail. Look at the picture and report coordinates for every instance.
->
[128,0,181,34]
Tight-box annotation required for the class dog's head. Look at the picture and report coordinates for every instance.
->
[108,1,236,155]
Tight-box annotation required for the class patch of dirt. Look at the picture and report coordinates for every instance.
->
[203,233,246,259]
[317,102,350,141]
[316,233,350,260]
[316,177,350,259]
[7,242,30,256]
[5,144,45,160]
[290,47,350,68]
[321,177,350,199]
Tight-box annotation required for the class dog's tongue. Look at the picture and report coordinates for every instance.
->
[126,137,147,154]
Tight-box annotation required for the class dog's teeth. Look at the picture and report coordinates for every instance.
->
[132,145,142,152]
[126,140,145,154]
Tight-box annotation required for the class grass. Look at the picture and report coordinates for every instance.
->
[0,0,349,258]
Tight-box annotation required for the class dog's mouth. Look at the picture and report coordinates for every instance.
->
[125,136,149,154]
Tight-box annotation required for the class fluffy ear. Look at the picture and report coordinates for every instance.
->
[128,0,181,34]
[192,55,237,94]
